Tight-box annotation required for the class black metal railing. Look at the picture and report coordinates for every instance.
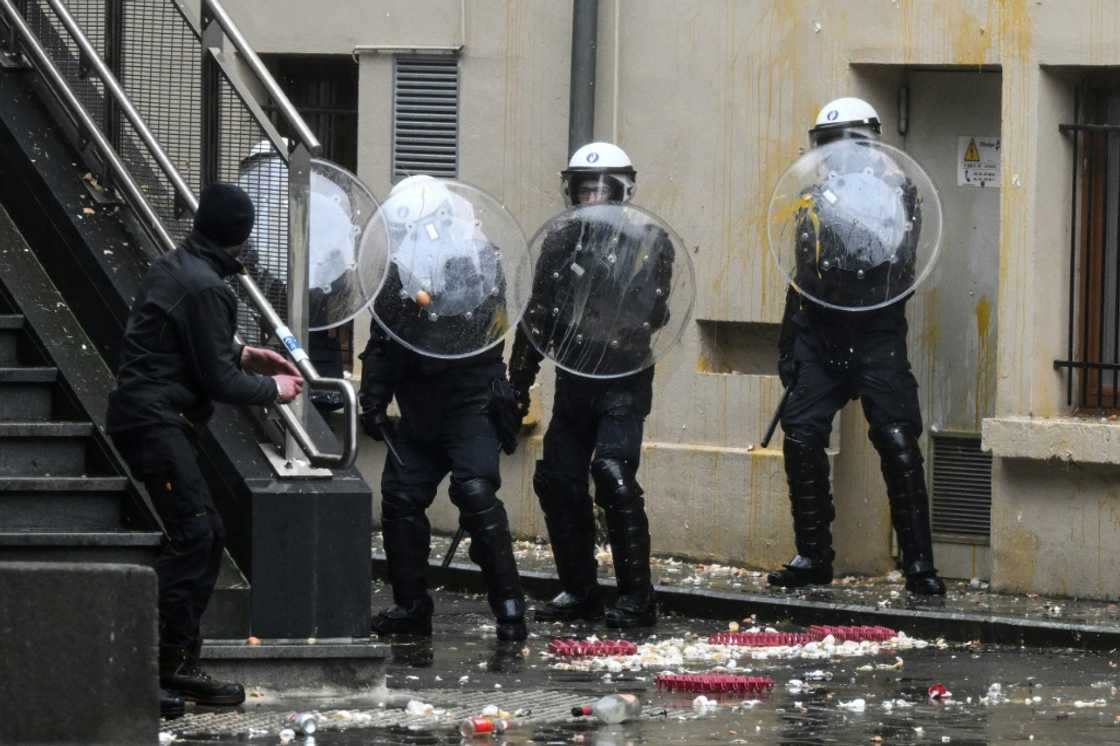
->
[0,0,358,470]
[1055,117,1120,410]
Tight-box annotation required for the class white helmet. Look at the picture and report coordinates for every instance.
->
[809,97,881,147]
[561,141,637,205]
[383,174,453,227]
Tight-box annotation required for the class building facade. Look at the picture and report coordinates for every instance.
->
[230,0,1120,600]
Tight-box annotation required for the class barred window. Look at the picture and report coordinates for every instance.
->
[1056,80,1120,410]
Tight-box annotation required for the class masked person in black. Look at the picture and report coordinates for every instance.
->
[768,98,945,596]
[508,142,673,628]
[107,183,305,710]
[361,175,527,642]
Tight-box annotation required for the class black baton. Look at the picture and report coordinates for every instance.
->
[761,387,791,449]
[442,526,467,568]
[379,424,405,467]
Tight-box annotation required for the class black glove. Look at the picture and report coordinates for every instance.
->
[488,379,522,455]
[778,354,797,389]
[361,403,389,441]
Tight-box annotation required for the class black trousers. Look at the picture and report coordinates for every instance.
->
[112,425,224,652]
[781,327,923,446]
[540,372,650,487]
[380,385,505,602]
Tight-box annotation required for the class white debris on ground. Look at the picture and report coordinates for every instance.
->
[158,733,176,745]
[1074,698,1107,708]
[838,698,867,712]
[404,699,442,717]
[692,695,719,714]
[547,630,929,672]
[278,729,296,744]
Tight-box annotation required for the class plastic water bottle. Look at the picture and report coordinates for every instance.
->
[284,712,318,735]
[460,716,511,736]
[571,693,643,724]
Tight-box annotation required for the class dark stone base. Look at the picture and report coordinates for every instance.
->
[200,638,388,691]
[0,561,158,745]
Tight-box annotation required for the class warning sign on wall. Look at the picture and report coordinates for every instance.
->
[957,136,1000,188]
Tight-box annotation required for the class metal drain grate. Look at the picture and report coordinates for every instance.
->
[930,433,992,540]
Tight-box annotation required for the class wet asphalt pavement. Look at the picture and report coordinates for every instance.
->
[169,582,1120,746]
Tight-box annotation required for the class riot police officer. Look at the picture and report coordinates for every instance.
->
[509,143,673,628]
[361,175,527,641]
[107,183,305,709]
[769,98,946,596]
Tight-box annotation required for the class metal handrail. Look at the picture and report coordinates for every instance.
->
[200,0,320,156]
[0,0,358,470]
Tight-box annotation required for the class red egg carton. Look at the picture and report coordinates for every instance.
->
[655,673,775,694]
[547,639,639,657]
[707,631,814,647]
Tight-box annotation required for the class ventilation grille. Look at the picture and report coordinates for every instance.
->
[392,55,459,178]
[930,434,992,540]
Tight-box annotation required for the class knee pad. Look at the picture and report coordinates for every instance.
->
[869,423,924,468]
[591,457,642,510]
[533,466,588,513]
[449,477,499,517]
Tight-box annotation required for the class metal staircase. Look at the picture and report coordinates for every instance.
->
[0,204,161,562]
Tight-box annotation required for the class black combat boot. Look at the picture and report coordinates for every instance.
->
[768,434,836,589]
[160,645,245,706]
[460,500,528,641]
[593,460,656,629]
[374,497,436,636]
[372,596,435,636]
[160,689,185,719]
[872,424,946,597]
[534,470,604,622]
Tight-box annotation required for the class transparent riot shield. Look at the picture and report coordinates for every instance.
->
[237,153,384,331]
[361,179,531,358]
[767,139,943,311]
[519,203,696,379]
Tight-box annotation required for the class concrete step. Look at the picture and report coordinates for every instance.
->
[0,422,92,437]
[0,367,57,382]
[0,314,24,365]
[0,480,128,532]
[0,435,91,476]
[0,530,162,565]
[0,476,127,491]
[0,367,57,420]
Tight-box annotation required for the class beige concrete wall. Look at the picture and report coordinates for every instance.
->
[228,1,1120,594]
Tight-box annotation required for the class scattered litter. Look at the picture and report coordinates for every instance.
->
[247,636,261,646]
[786,679,809,694]
[838,698,866,712]
[928,683,951,700]
[158,734,176,745]
[984,683,1006,705]
[1074,699,1107,708]
[692,695,719,713]
[405,700,436,717]
[278,729,295,744]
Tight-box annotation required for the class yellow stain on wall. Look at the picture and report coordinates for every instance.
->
[975,295,995,430]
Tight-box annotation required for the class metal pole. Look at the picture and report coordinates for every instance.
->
[286,142,312,455]
[103,0,123,163]
[568,0,598,156]
[199,6,222,190]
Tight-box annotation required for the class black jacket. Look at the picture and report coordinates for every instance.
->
[106,231,278,433]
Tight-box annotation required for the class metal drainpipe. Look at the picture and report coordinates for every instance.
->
[568,0,598,156]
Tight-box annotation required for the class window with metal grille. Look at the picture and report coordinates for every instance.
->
[392,54,459,178]
[930,434,992,540]
[1055,80,1120,410]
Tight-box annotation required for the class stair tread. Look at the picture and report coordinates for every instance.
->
[0,531,162,546]
[0,367,56,383]
[0,315,24,330]
[0,476,127,491]
[0,422,92,437]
